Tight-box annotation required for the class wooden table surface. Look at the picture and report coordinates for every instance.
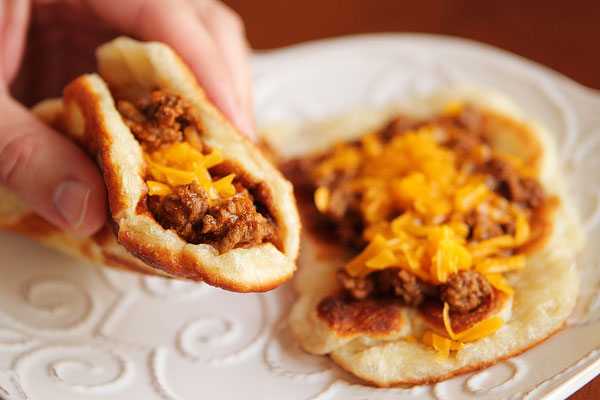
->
[223,0,600,398]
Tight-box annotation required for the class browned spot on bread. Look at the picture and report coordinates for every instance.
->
[317,296,404,336]
[115,229,191,276]
[7,213,57,238]
[419,290,507,333]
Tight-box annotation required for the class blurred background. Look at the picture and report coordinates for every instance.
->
[224,0,600,90]
[223,1,599,398]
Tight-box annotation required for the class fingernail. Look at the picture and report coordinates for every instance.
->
[53,179,91,230]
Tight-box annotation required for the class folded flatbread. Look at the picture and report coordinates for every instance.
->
[263,86,584,385]
[0,37,300,292]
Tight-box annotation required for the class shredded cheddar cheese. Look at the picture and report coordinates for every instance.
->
[421,303,504,360]
[422,331,464,360]
[311,102,544,357]
[144,142,236,202]
[442,302,503,342]
[475,255,526,274]
[317,123,532,289]
[484,273,515,296]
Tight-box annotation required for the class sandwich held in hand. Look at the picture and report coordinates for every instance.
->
[0,37,300,292]
[264,87,584,385]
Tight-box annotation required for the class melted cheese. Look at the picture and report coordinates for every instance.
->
[318,124,532,290]
[312,103,542,351]
[422,331,464,360]
[145,142,236,203]
[421,302,504,359]
[442,302,503,342]
[147,180,172,196]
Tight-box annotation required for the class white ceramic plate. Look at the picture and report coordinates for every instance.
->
[1,34,599,400]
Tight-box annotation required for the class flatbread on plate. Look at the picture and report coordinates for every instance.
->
[262,86,585,385]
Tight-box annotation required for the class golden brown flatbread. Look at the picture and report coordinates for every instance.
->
[262,86,585,385]
[0,37,300,292]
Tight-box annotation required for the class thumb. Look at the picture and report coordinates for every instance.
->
[0,96,106,236]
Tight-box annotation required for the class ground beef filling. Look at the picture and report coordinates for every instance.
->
[337,269,491,313]
[119,91,277,253]
[338,268,436,307]
[117,90,204,152]
[482,158,544,209]
[289,106,546,315]
[440,270,493,313]
[148,183,276,253]
[464,208,515,241]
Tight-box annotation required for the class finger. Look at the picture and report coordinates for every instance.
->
[0,0,30,85]
[192,1,255,139]
[0,96,106,236]
[82,0,255,139]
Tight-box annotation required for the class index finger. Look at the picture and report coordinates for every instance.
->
[83,0,254,138]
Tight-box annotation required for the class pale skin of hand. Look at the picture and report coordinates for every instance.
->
[0,0,255,237]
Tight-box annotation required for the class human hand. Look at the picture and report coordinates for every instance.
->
[1,0,254,237]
